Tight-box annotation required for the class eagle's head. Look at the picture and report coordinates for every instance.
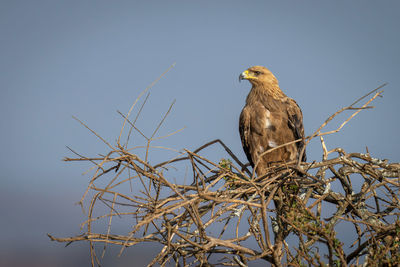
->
[239,66,279,87]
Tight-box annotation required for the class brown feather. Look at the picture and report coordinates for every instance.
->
[239,66,306,176]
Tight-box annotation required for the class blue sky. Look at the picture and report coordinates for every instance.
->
[1,1,399,266]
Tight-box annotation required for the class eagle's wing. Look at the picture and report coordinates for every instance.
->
[239,107,254,167]
[286,98,306,162]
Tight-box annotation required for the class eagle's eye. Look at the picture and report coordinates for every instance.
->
[254,71,261,76]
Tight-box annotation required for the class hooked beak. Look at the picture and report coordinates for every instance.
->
[239,72,245,82]
[239,70,249,82]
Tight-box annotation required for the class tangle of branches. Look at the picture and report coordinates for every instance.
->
[48,69,399,267]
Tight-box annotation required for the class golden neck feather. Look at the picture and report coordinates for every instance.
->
[247,83,286,103]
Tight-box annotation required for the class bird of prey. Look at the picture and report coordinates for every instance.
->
[239,66,306,175]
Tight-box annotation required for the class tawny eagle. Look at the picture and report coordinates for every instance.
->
[239,66,306,175]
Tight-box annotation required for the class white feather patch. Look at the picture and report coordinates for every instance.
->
[266,118,272,128]
[268,140,277,148]
[264,109,271,128]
